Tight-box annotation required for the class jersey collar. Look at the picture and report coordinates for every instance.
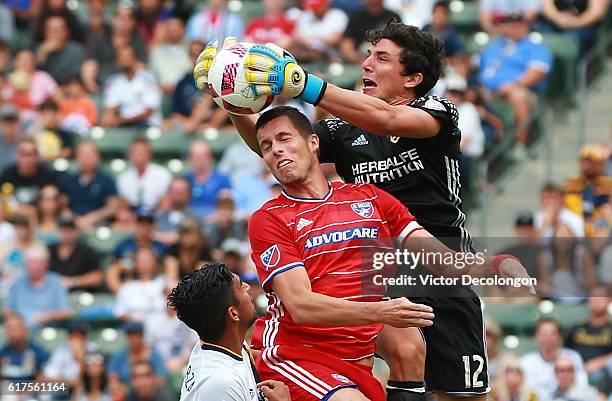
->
[281,182,333,203]
[200,340,243,361]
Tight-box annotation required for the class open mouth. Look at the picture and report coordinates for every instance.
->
[363,78,378,89]
[277,159,292,169]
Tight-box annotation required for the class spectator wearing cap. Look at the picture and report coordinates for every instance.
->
[36,15,87,85]
[0,315,49,381]
[185,0,244,43]
[4,244,72,327]
[42,320,98,389]
[521,319,588,400]
[149,13,191,95]
[0,137,60,208]
[564,145,612,238]
[288,0,348,63]
[124,360,174,401]
[7,49,60,113]
[48,215,103,291]
[106,211,166,293]
[60,141,119,233]
[479,0,541,34]
[423,1,466,59]
[101,45,162,128]
[74,350,112,401]
[184,140,232,219]
[117,138,172,212]
[154,177,197,246]
[550,356,600,401]
[0,105,23,172]
[108,321,168,396]
[28,98,75,160]
[163,218,211,283]
[498,212,542,282]
[244,0,294,47]
[478,12,552,150]
[536,183,585,239]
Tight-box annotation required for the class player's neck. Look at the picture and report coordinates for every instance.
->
[207,334,243,357]
[283,171,330,200]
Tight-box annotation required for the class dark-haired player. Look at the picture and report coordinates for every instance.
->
[168,263,291,401]
[194,22,484,401]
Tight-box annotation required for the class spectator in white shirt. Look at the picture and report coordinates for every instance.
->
[521,319,588,401]
[116,137,172,212]
[101,45,161,128]
[384,0,436,28]
[535,183,585,239]
[149,13,191,95]
[185,0,244,43]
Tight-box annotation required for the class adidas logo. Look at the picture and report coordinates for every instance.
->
[296,218,313,231]
[351,134,369,146]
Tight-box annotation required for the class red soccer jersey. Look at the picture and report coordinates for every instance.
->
[244,16,295,44]
[249,182,423,361]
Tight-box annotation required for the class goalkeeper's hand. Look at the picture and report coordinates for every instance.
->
[244,43,327,105]
[193,36,237,93]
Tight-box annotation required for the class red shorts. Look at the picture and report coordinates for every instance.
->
[256,345,385,401]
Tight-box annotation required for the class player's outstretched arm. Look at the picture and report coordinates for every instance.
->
[271,267,434,328]
[244,44,441,139]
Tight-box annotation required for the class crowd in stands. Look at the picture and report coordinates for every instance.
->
[0,0,610,400]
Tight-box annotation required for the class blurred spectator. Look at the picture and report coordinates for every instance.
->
[154,177,196,246]
[202,194,247,254]
[32,0,84,43]
[185,0,244,43]
[42,320,96,389]
[539,0,609,56]
[383,0,435,28]
[289,0,348,62]
[423,1,465,58]
[134,0,164,47]
[340,0,400,64]
[443,73,484,205]
[485,318,515,382]
[244,0,295,47]
[550,356,600,401]
[7,49,60,113]
[536,183,585,239]
[218,139,266,184]
[0,315,48,380]
[493,357,539,401]
[0,105,23,172]
[478,12,552,149]
[101,45,162,128]
[565,286,611,383]
[498,214,543,284]
[0,3,15,43]
[74,350,111,401]
[29,98,75,160]
[106,212,166,293]
[0,39,9,77]
[60,141,119,232]
[36,15,86,85]
[0,137,60,207]
[108,321,168,395]
[59,76,98,136]
[4,244,72,327]
[150,12,190,95]
[564,145,612,238]
[479,0,541,34]
[233,161,277,215]
[35,184,63,245]
[184,140,232,219]
[0,211,16,244]
[114,247,166,322]
[124,360,174,401]
[144,287,198,373]
[49,216,103,291]
[163,218,211,283]
[82,5,148,92]
[521,319,588,400]
[111,197,138,233]
[0,215,42,294]
[116,138,172,212]
[539,224,596,301]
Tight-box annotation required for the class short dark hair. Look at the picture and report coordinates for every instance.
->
[167,263,238,342]
[541,182,562,195]
[433,1,450,12]
[365,20,444,97]
[131,137,151,149]
[39,98,59,112]
[535,318,562,335]
[255,106,313,139]
[131,360,154,376]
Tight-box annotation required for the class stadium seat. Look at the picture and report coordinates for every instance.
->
[483,302,540,334]
[449,1,480,34]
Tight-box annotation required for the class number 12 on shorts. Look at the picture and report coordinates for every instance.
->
[462,355,485,388]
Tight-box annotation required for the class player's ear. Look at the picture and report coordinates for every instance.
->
[403,73,423,90]
[227,305,240,322]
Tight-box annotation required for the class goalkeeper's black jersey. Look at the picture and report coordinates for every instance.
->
[313,95,472,252]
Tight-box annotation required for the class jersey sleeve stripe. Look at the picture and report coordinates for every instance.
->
[261,262,305,288]
[396,221,424,246]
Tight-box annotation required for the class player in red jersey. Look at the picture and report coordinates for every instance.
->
[248,106,533,401]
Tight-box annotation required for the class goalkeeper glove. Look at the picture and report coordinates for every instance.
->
[193,36,237,93]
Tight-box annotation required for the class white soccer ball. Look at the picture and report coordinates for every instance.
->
[208,41,274,115]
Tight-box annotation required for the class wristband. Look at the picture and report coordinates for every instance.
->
[492,254,520,273]
[298,73,327,106]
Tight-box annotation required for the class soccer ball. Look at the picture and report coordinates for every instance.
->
[207,42,274,115]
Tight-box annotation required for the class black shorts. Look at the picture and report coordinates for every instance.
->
[387,282,490,395]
